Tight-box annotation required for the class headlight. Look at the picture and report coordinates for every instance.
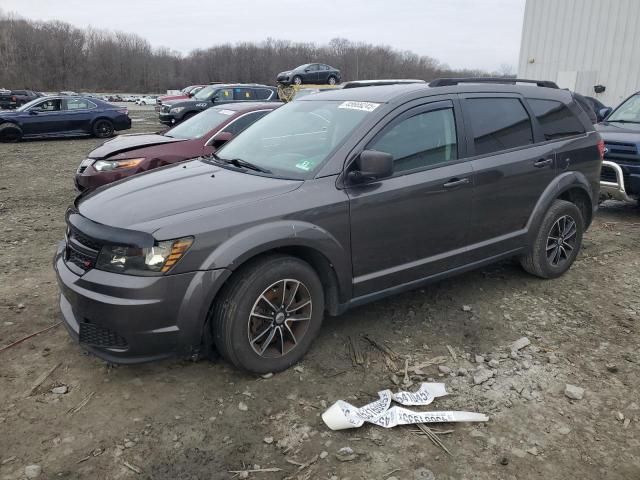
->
[170,106,185,113]
[93,158,145,171]
[95,237,193,275]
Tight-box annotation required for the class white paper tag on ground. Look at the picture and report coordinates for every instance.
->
[322,383,489,430]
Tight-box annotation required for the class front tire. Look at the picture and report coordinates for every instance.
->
[292,75,303,86]
[328,76,337,85]
[92,119,114,138]
[0,122,22,142]
[520,200,584,279]
[211,255,325,373]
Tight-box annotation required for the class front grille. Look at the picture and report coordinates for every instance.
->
[65,225,102,272]
[79,322,128,348]
[604,142,639,162]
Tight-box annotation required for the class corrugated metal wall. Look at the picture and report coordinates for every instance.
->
[518,0,640,106]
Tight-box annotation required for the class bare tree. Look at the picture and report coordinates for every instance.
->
[0,12,492,93]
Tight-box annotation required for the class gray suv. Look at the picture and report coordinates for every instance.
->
[54,78,602,372]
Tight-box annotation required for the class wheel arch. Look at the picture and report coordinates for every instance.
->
[525,171,595,246]
[201,221,351,316]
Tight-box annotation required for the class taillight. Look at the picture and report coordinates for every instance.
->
[597,139,605,160]
[11,95,16,102]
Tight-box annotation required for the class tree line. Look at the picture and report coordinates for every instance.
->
[0,10,509,93]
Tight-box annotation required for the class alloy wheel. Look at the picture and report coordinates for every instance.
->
[247,279,312,358]
[96,121,113,137]
[546,215,577,267]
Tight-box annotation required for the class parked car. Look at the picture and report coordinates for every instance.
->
[277,63,341,86]
[137,95,158,105]
[158,84,278,126]
[155,85,206,112]
[9,89,42,106]
[0,96,131,142]
[0,89,17,109]
[75,102,281,191]
[596,91,640,205]
[585,95,609,121]
[59,91,79,96]
[54,78,601,371]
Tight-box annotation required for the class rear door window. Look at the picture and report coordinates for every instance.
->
[465,97,533,156]
[527,98,586,140]
[234,88,255,101]
[64,98,96,110]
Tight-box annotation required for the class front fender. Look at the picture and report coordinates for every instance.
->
[525,170,594,245]
[200,220,352,300]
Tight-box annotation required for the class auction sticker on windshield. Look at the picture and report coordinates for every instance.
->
[338,101,380,112]
[295,160,314,171]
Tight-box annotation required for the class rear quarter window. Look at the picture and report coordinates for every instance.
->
[527,98,586,140]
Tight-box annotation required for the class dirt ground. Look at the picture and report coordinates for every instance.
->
[1,106,639,480]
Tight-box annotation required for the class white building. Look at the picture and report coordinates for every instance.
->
[518,0,640,107]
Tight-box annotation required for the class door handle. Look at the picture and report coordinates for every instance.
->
[533,158,553,168]
[443,177,470,188]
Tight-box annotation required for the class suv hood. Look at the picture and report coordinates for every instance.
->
[595,122,640,142]
[77,160,301,233]
[89,133,185,159]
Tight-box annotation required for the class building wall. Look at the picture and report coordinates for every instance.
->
[518,0,640,107]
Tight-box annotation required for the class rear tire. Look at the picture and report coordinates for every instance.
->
[211,255,324,373]
[520,200,584,279]
[0,122,22,142]
[92,119,114,138]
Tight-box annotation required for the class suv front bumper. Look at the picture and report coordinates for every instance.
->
[53,241,230,364]
[600,160,640,203]
[158,112,178,125]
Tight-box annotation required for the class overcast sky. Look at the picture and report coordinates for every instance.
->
[0,0,526,71]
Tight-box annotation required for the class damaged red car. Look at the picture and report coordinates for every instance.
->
[75,102,281,191]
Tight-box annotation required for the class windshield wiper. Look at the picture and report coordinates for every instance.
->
[608,119,640,124]
[221,157,272,174]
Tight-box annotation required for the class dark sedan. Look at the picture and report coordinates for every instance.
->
[75,101,281,191]
[0,96,131,142]
[276,63,341,86]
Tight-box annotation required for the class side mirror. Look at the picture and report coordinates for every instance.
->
[598,107,612,121]
[29,110,38,115]
[348,150,393,183]
[211,131,233,148]
[188,92,194,97]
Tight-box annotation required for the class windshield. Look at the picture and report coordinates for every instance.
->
[165,108,235,139]
[214,99,378,179]
[17,98,44,112]
[609,94,640,123]
[194,85,217,101]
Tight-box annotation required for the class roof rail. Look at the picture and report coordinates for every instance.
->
[428,77,559,89]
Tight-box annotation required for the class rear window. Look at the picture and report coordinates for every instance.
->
[466,98,534,156]
[527,98,586,140]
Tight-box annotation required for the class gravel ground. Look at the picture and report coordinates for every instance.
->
[1,108,639,480]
